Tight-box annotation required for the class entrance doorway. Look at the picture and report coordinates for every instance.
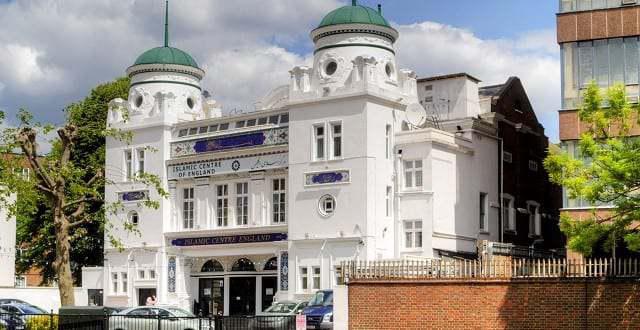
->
[138,288,156,306]
[229,277,256,315]
[261,276,278,311]
[198,278,224,316]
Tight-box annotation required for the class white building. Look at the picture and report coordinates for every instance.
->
[100,2,501,314]
[0,192,16,287]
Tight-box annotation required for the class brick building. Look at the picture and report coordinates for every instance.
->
[557,0,640,256]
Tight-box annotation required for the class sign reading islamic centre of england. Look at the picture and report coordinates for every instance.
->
[168,152,288,179]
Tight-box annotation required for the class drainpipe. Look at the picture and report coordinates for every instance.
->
[498,133,504,243]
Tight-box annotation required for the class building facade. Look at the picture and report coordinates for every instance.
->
[0,192,16,287]
[557,0,640,256]
[100,2,559,314]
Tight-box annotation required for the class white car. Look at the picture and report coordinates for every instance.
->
[109,306,211,330]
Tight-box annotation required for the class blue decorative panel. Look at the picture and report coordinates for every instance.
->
[119,190,148,202]
[279,251,288,291]
[168,257,176,293]
[305,170,350,186]
[171,127,288,157]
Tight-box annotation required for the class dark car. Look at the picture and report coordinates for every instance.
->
[254,300,308,329]
[0,306,26,330]
[0,300,29,306]
[302,290,333,329]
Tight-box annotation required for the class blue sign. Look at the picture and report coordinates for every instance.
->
[305,170,350,186]
[193,132,266,153]
[120,190,148,202]
[171,233,288,247]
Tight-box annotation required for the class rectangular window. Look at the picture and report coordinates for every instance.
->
[111,273,118,294]
[385,124,392,159]
[269,115,279,124]
[578,41,594,87]
[236,121,246,128]
[479,192,488,232]
[385,186,392,217]
[528,160,539,172]
[312,267,321,290]
[137,149,145,175]
[272,179,286,224]
[246,119,256,127]
[258,117,268,125]
[314,124,325,160]
[219,123,229,131]
[183,188,194,229]
[528,202,541,236]
[178,129,188,137]
[121,272,128,294]
[124,150,133,180]
[610,38,625,85]
[404,160,423,189]
[208,124,219,133]
[236,182,249,226]
[624,37,639,85]
[502,195,516,232]
[595,39,609,87]
[188,127,198,135]
[404,220,423,249]
[199,126,208,134]
[424,96,433,103]
[503,151,513,163]
[424,84,433,91]
[216,184,229,227]
[330,123,342,158]
[300,267,308,291]
[138,270,145,279]
[149,270,156,279]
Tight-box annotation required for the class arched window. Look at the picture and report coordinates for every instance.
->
[201,259,224,273]
[264,257,278,271]
[231,258,256,271]
[128,211,139,225]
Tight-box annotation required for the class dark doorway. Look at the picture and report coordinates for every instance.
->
[199,278,224,316]
[138,288,156,306]
[261,276,278,311]
[87,289,103,306]
[229,277,256,315]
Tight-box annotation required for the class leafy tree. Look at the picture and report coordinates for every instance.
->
[0,78,166,306]
[545,82,640,256]
[14,78,131,285]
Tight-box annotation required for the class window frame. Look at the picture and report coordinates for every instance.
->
[385,186,392,218]
[479,192,489,233]
[136,148,145,175]
[329,121,342,159]
[527,201,542,237]
[235,182,249,226]
[385,124,392,159]
[403,159,423,190]
[313,123,326,161]
[182,187,195,229]
[216,184,229,227]
[124,149,133,181]
[299,266,321,292]
[272,178,286,224]
[502,194,516,232]
[403,220,423,250]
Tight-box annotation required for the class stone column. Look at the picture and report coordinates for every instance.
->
[250,171,266,226]
[168,180,178,231]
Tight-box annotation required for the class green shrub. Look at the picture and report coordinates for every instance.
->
[26,315,58,330]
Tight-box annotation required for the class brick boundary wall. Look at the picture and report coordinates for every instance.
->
[348,278,640,330]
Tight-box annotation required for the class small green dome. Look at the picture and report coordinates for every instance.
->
[133,46,199,69]
[318,4,391,28]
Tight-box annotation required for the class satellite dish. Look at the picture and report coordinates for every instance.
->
[405,103,427,128]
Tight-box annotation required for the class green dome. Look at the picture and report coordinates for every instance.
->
[133,46,199,69]
[318,4,391,28]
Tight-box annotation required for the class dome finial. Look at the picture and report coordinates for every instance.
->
[164,0,169,47]
[352,0,357,6]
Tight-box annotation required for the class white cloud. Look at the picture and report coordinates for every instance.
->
[395,22,560,140]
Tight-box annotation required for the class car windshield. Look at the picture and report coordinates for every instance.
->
[264,303,298,313]
[166,308,194,317]
[308,292,333,306]
[18,305,46,314]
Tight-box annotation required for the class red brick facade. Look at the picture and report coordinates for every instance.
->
[348,279,640,329]
[557,6,640,43]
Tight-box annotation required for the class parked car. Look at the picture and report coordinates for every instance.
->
[0,307,26,330]
[0,300,29,306]
[0,303,47,324]
[109,306,211,330]
[253,300,308,329]
[302,290,333,329]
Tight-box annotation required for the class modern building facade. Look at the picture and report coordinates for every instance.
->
[99,2,561,315]
[558,0,640,222]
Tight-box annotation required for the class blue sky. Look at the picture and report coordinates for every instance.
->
[0,0,561,140]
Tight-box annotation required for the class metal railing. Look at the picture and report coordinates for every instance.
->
[340,258,640,282]
[0,312,297,330]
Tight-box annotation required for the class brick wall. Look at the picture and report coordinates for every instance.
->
[557,6,640,44]
[348,279,640,329]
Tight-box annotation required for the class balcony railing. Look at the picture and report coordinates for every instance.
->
[340,258,640,282]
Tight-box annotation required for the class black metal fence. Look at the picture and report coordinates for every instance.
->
[0,313,297,330]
